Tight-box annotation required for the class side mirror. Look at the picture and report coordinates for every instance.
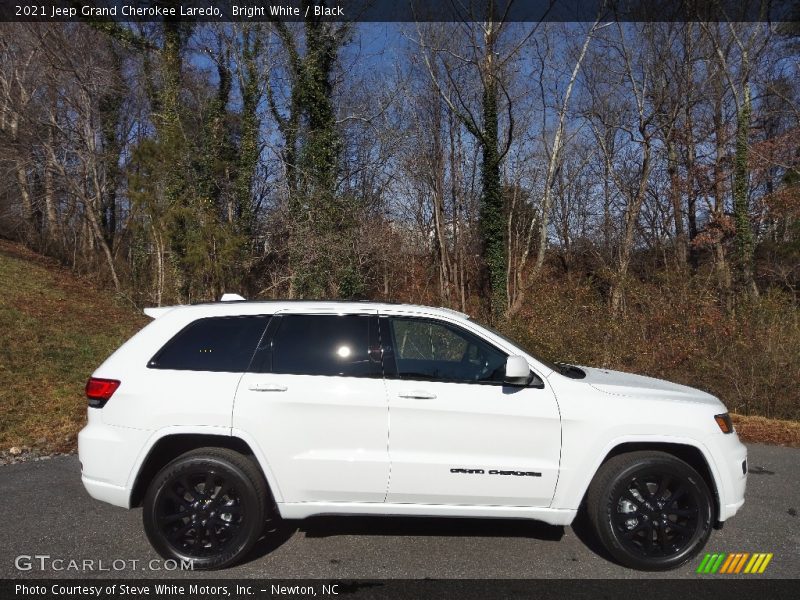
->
[505,355,532,386]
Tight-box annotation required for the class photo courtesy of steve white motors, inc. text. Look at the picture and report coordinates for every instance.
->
[14,583,340,597]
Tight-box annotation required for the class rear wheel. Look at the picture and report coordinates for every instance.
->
[143,447,268,570]
[586,451,714,571]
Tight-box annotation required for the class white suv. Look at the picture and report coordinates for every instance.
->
[78,299,747,571]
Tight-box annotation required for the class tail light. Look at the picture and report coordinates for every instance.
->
[85,378,121,408]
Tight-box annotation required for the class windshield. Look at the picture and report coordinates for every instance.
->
[468,318,561,373]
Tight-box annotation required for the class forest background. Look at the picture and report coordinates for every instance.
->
[1,3,798,433]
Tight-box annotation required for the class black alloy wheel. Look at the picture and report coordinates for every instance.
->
[612,471,702,557]
[586,451,714,571]
[157,470,244,556]
[143,447,269,570]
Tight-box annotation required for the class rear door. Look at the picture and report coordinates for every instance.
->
[233,310,390,503]
[381,314,561,507]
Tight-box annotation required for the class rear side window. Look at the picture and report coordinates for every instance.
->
[148,316,270,372]
[267,314,381,377]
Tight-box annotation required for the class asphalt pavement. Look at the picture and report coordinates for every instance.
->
[0,443,796,579]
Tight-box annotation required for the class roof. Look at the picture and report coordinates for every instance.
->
[144,299,470,321]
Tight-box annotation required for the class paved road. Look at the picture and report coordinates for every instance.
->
[1,444,797,579]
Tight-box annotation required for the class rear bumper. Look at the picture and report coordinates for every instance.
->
[77,409,150,509]
[81,475,130,507]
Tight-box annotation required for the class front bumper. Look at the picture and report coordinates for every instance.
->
[708,431,748,522]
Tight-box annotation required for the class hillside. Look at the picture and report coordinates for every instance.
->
[0,240,147,454]
[0,239,797,455]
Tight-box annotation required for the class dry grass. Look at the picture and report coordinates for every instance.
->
[731,413,800,448]
[0,239,147,453]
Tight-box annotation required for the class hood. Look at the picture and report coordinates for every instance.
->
[577,366,723,408]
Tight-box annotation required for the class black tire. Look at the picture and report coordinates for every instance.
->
[586,450,714,571]
[143,447,269,570]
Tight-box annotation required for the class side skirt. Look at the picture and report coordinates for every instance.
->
[276,502,577,526]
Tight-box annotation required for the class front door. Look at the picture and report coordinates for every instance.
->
[233,310,389,503]
[382,315,561,507]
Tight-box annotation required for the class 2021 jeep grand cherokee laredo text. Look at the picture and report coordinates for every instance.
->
[78,299,747,570]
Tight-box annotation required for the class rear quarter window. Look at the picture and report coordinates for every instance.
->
[148,316,270,372]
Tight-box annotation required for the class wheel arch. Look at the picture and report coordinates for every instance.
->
[570,439,722,526]
[129,431,281,508]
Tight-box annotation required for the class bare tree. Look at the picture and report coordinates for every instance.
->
[509,19,605,313]
[414,10,523,317]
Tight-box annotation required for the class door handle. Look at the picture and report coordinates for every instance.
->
[248,383,288,392]
[398,390,437,400]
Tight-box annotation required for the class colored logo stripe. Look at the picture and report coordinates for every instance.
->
[759,554,774,573]
[697,553,727,573]
[734,553,750,573]
[720,553,746,573]
[696,553,712,573]
[698,552,773,574]
[744,553,774,573]
[719,553,736,573]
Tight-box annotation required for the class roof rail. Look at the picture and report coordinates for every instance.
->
[437,306,470,319]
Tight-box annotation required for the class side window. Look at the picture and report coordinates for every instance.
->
[268,314,381,378]
[388,318,507,383]
[148,316,270,372]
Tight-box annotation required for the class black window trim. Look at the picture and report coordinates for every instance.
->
[247,314,282,374]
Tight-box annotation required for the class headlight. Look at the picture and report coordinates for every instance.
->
[714,413,734,434]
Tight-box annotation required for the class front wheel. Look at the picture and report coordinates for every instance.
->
[143,447,268,570]
[586,451,714,571]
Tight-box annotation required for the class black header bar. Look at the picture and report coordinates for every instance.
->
[3,579,800,600]
[0,1,796,23]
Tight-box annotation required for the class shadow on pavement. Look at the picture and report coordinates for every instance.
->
[298,515,564,540]
[242,514,566,565]
[568,509,616,564]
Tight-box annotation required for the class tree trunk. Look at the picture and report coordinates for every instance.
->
[448,112,465,311]
[43,155,60,251]
[480,22,507,318]
[532,21,596,275]
[480,82,506,317]
[14,163,34,238]
[732,77,757,297]
[611,133,652,318]
[510,20,598,315]
[684,108,699,267]
[667,138,687,266]
[712,85,732,307]
[430,93,452,303]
